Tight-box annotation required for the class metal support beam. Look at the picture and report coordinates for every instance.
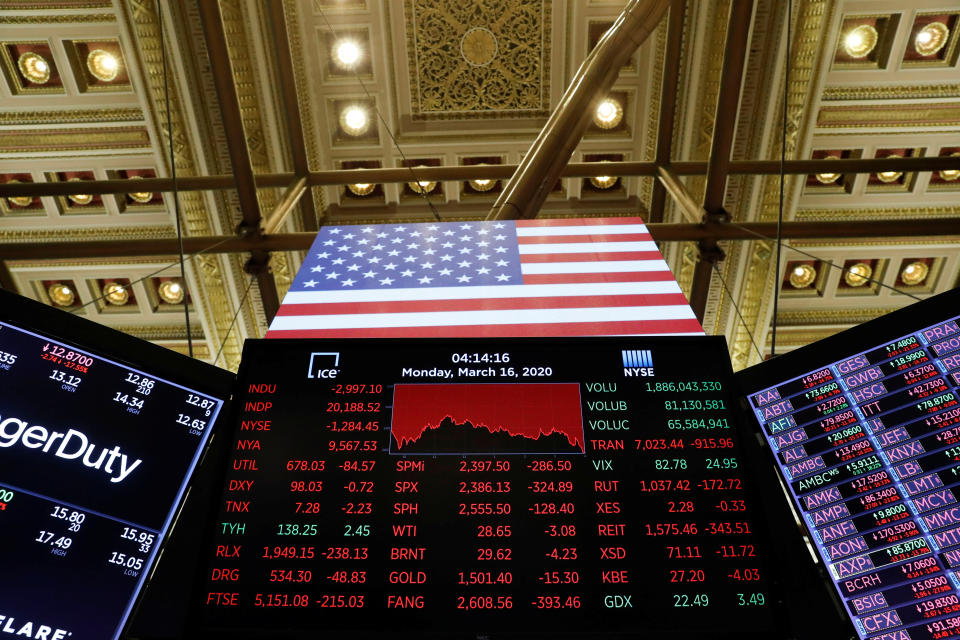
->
[0,261,16,292]
[2,218,958,261]
[198,0,281,323]
[649,0,686,223]
[691,0,754,323]
[266,0,318,231]
[488,0,672,220]
[263,177,308,235]
[3,157,959,199]
[657,166,705,224]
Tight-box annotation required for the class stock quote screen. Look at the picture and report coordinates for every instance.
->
[739,289,960,640]
[0,296,230,640]
[197,337,782,638]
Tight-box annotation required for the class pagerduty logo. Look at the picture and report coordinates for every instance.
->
[0,414,142,483]
[622,349,654,377]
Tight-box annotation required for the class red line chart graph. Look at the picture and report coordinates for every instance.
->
[390,383,584,454]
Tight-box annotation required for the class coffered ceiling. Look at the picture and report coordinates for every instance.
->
[1,0,958,372]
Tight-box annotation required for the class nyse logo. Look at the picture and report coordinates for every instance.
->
[308,352,340,379]
[622,350,653,377]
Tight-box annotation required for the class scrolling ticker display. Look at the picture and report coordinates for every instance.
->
[0,291,232,640]
[197,337,783,638]
[738,288,960,640]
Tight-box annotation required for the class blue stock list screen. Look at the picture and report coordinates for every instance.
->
[746,306,960,640]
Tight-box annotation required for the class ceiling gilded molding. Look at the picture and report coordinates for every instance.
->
[404,0,551,119]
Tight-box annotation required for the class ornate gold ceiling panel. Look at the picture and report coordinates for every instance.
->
[404,0,551,119]
[817,104,960,128]
[822,84,960,101]
[0,107,142,125]
[0,126,150,153]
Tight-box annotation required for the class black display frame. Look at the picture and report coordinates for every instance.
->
[185,334,796,640]
[0,288,235,639]
[735,287,960,640]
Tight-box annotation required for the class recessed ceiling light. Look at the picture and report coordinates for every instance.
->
[103,282,129,306]
[590,175,617,189]
[842,24,878,58]
[347,182,375,196]
[815,155,842,184]
[407,167,437,194]
[901,261,929,286]
[844,262,872,287]
[18,51,51,84]
[333,39,361,67]
[914,22,949,56]
[788,264,816,288]
[67,178,93,206]
[87,49,120,82]
[939,152,960,181]
[876,154,903,183]
[340,106,370,136]
[4,179,33,208]
[48,283,75,306]
[593,98,623,129]
[158,279,185,304]
[126,176,153,203]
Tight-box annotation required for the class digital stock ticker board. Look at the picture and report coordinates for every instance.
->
[0,290,233,640]
[738,288,960,640]
[197,337,782,638]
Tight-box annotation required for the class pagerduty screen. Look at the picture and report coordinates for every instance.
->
[0,320,225,640]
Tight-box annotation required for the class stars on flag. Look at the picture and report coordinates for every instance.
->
[292,220,522,291]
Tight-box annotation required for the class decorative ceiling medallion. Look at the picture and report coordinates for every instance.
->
[844,262,872,287]
[901,261,929,286]
[460,27,497,66]
[915,21,949,56]
[86,48,119,81]
[842,24,878,58]
[406,0,550,118]
[17,51,50,84]
[102,282,129,305]
[48,283,75,306]
[789,264,816,288]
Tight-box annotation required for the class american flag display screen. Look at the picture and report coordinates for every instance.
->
[738,289,960,640]
[197,336,783,638]
[265,218,703,339]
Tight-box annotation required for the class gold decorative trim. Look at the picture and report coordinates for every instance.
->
[790,236,960,248]
[112,325,205,340]
[796,205,960,221]
[0,108,143,125]
[0,13,115,23]
[817,104,960,128]
[0,225,174,243]
[763,327,845,348]
[0,127,149,153]
[822,84,960,101]
[776,307,900,326]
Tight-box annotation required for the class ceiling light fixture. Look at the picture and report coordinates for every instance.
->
[590,175,617,189]
[158,280,185,304]
[914,21,949,56]
[5,179,33,208]
[876,154,903,183]
[67,178,93,206]
[407,167,437,194]
[842,24,878,58]
[788,264,816,288]
[126,176,153,203]
[844,262,872,287]
[815,155,842,184]
[593,98,623,129]
[939,152,960,181]
[347,182,375,196]
[102,282,129,306]
[48,283,75,307]
[333,39,361,67]
[18,51,51,84]
[340,105,370,136]
[901,261,929,286]
[87,49,120,82]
